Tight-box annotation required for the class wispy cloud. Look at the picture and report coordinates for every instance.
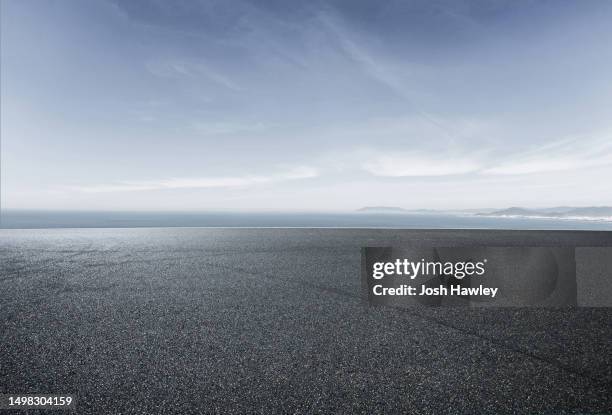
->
[363,152,480,177]
[317,11,457,141]
[483,133,612,175]
[318,13,403,94]
[358,131,612,177]
[145,60,242,91]
[70,167,317,193]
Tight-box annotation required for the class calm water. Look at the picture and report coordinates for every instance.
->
[2,209,612,230]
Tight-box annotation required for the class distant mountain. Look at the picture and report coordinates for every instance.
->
[482,207,536,216]
[561,207,612,216]
[479,206,612,219]
[356,206,612,220]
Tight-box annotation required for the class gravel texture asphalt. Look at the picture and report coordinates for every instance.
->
[1,228,611,414]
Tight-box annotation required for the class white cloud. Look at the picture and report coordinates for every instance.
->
[357,131,612,178]
[483,133,612,175]
[70,167,317,193]
[363,153,480,177]
[484,158,584,175]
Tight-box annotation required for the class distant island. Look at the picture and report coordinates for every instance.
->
[356,206,612,221]
[477,206,612,220]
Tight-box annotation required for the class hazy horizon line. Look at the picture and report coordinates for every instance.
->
[2,205,612,214]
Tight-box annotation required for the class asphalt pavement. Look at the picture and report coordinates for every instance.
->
[1,228,611,414]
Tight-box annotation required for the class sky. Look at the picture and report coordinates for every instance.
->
[2,0,612,211]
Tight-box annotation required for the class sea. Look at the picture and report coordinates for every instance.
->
[2,209,612,230]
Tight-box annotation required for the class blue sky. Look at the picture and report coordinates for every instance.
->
[2,0,612,210]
